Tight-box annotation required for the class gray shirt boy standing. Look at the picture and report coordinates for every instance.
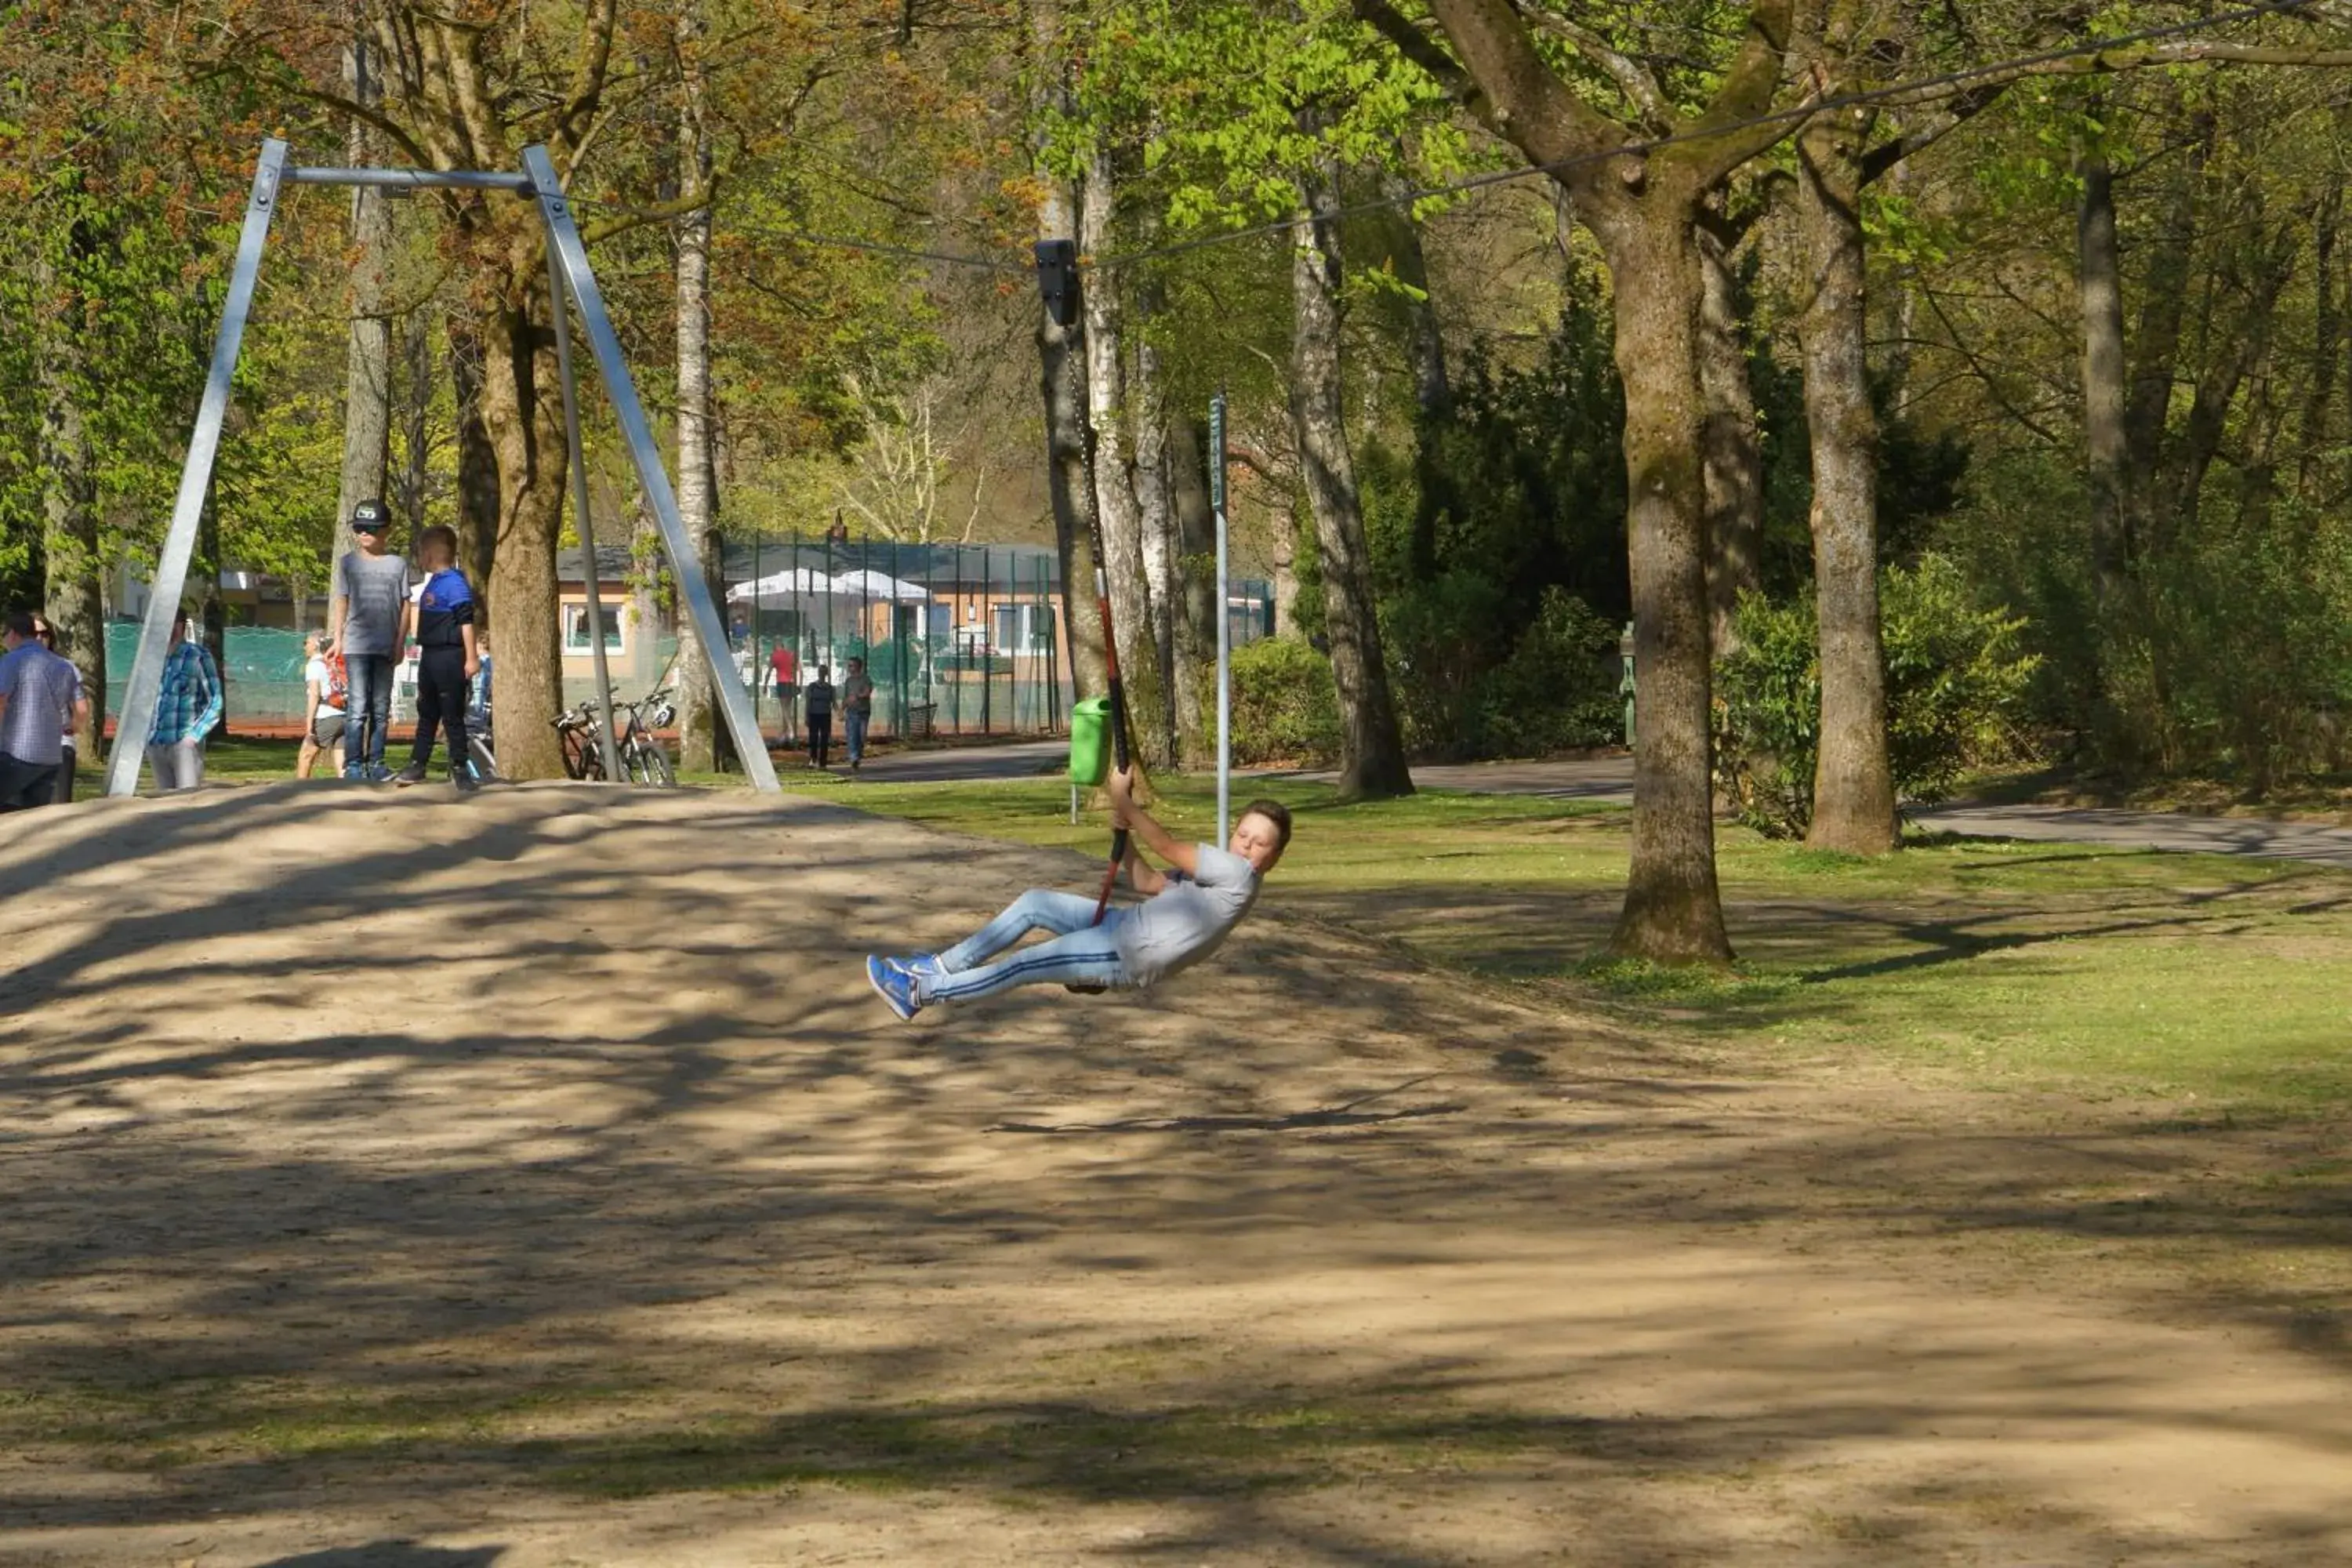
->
[331,548,413,656]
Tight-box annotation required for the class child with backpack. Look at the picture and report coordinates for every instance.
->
[391,525,481,792]
[298,632,347,779]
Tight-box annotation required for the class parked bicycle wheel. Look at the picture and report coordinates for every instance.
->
[628,743,676,787]
[558,723,600,781]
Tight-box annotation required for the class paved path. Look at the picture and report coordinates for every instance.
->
[1906,801,2352,867]
[848,739,1068,783]
[859,742,2352,868]
[1287,756,1641,803]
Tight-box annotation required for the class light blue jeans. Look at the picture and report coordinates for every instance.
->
[844,709,869,764]
[922,889,1131,1004]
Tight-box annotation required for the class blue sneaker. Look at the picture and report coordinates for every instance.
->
[899,953,948,983]
[866,956,921,1022]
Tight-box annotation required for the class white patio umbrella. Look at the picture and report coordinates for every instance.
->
[829,568,930,602]
[728,566,840,606]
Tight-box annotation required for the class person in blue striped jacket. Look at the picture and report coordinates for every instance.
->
[147,608,222,792]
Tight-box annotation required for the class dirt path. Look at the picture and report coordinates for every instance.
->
[2,786,2347,1566]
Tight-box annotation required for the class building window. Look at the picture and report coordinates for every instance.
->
[562,603,626,655]
[995,604,1053,652]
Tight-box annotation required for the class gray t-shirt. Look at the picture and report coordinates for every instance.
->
[0,644,80,767]
[332,550,414,655]
[1113,844,1262,986]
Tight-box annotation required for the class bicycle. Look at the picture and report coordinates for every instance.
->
[613,687,679,786]
[552,697,606,780]
[551,688,677,786]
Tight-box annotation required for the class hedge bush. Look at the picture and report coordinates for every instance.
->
[1714,554,2038,837]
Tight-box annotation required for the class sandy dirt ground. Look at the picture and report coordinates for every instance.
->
[1,785,2348,1567]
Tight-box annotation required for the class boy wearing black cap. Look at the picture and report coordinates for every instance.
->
[327,499,412,782]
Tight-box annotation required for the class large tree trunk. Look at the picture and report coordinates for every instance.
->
[336,34,394,530]
[1167,413,1219,767]
[1797,111,1897,855]
[2121,112,2211,551]
[1697,212,1764,657]
[1127,166,1185,757]
[36,250,103,756]
[394,308,431,537]
[1290,161,1412,800]
[1271,521,1298,638]
[353,0,619,777]
[1599,216,1733,963]
[449,318,502,609]
[2169,221,2293,545]
[1370,0,1801,962]
[478,224,570,782]
[1029,0,1105,700]
[2300,187,2340,493]
[1078,149,1167,762]
[1131,334,1183,764]
[1381,168,1454,580]
[2076,144,2132,604]
[674,0,727,774]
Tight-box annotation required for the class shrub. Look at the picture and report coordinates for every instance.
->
[1381,569,1508,760]
[1222,636,1341,766]
[1477,587,1622,756]
[1710,593,1820,838]
[1383,578,1620,760]
[1714,554,2038,837]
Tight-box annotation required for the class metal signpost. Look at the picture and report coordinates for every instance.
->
[106,138,777,797]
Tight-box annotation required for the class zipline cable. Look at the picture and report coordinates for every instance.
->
[534,0,2323,274]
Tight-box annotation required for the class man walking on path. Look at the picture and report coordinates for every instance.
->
[328,499,412,782]
[0,610,88,811]
[29,615,82,803]
[803,665,835,769]
[147,608,222,791]
[841,656,874,774]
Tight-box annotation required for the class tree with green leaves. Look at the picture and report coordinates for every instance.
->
[1355,0,1824,960]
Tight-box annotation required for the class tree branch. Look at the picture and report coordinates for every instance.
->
[227,60,439,170]
[1403,0,1634,174]
[1352,0,1480,107]
[1860,82,2006,184]
[1873,39,2352,110]
[1519,9,1679,134]
[1677,0,1812,186]
[554,0,620,162]
[1920,281,2063,444]
[580,191,711,246]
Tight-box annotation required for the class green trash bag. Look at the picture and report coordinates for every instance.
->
[1069,696,1112,786]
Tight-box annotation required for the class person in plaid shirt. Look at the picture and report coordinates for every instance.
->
[147,607,223,791]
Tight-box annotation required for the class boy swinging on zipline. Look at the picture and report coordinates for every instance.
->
[864,767,1291,1020]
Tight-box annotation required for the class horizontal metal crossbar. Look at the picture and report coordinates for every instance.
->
[285,167,535,191]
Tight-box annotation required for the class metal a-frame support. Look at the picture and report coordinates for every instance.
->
[104,137,779,796]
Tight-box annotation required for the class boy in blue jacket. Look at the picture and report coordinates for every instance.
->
[394,525,481,792]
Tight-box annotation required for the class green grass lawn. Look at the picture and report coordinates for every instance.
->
[789,770,2352,1116]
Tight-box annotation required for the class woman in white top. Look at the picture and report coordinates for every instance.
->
[297,631,347,779]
